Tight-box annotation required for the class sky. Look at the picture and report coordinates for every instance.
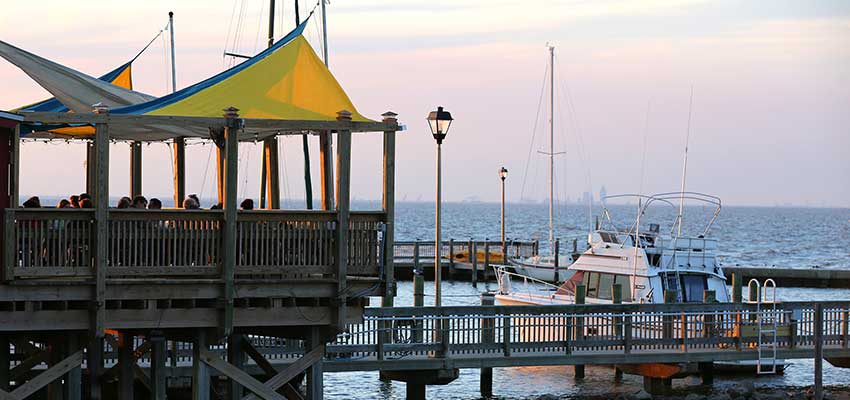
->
[0,0,848,207]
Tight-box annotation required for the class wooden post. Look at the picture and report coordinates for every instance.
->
[406,384,425,400]
[130,141,142,198]
[0,335,7,392]
[216,146,225,205]
[335,110,352,329]
[815,303,824,400]
[88,336,104,400]
[612,283,622,337]
[86,140,96,197]
[533,239,539,257]
[413,242,421,274]
[553,239,560,283]
[306,327,324,400]
[413,271,424,343]
[227,334,244,400]
[380,112,397,307]
[663,290,677,339]
[471,241,478,288]
[574,284,585,379]
[222,107,240,337]
[262,138,281,209]
[149,332,167,400]
[448,239,455,279]
[701,292,718,385]
[320,130,335,210]
[48,338,63,400]
[480,292,495,398]
[92,105,109,339]
[118,332,134,400]
[732,272,743,303]
[483,240,490,282]
[172,137,186,208]
[192,330,210,400]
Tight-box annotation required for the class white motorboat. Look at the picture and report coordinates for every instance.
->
[496,191,786,373]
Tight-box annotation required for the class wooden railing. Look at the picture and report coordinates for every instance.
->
[3,209,385,280]
[393,239,538,267]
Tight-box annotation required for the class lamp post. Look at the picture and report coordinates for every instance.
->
[499,167,508,246]
[427,106,453,307]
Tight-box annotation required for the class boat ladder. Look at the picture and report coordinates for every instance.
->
[747,278,779,374]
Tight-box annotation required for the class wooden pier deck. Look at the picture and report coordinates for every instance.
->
[723,266,850,288]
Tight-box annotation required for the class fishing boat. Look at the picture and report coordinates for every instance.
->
[508,45,576,283]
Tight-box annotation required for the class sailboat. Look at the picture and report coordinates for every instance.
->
[508,45,575,283]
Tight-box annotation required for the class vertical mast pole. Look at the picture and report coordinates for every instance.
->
[268,0,275,48]
[677,86,694,237]
[318,0,335,209]
[294,0,314,209]
[169,11,186,208]
[548,45,555,255]
[261,0,282,209]
[321,0,329,66]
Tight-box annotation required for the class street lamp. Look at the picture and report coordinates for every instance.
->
[499,167,508,246]
[427,106,453,307]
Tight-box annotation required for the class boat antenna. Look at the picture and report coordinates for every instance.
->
[549,44,555,253]
[676,85,694,237]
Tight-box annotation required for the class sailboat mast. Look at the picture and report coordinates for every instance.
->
[268,0,275,48]
[677,86,694,236]
[548,45,555,254]
[169,12,176,93]
[321,0,329,66]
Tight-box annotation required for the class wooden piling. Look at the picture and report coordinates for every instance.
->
[448,239,455,280]
[222,107,239,337]
[480,292,495,398]
[0,335,7,392]
[172,137,186,207]
[483,240,490,282]
[574,284,586,379]
[335,110,353,329]
[227,334,245,400]
[88,336,104,400]
[192,330,210,400]
[380,114,396,307]
[471,241,478,288]
[414,271,424,343]
[815,303,824,400]
[117,332,134,400]
[149,332,167,400]
[663,290,677,339]
[307,327,324,400]
[613,283,623,381]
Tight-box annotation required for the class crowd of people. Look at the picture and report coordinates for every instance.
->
[21,194,257,211]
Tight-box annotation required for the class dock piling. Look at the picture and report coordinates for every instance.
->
[484,240,490,282]
[574,284,586,379]
[150,332,167,400]
[480,292,495,398]
[553,239,560,283]
[471,241,478,288]
[815,303,824,400]
[448,239,455,280]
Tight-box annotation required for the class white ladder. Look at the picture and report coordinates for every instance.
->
[747,278,778,374]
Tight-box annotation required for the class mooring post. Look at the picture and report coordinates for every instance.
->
[414,271,424,342]
[413,241,420,275]
[613,283,623,381]
[574,284,586,379]
[480,292,495,398]
[700,290,717,385]
[732,273,743,350]
[150,331,167,400]
[222,107,240,337]
[484,240,490,282]
[471,240,478,288]
[64,333,81,400]
[448,239,455,279]
[663,290,677,339]
[553,239,560,283]
[815,303,824,400]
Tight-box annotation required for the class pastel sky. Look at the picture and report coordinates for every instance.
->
[1,0,848,207]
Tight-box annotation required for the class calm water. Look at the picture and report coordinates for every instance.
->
[349,202,850,399]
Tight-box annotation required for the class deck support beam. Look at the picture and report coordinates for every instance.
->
[381,112,397,307]
[305,328,324,400]
[130,141,142,198]
[173,137,186,207]
[0,336,8,392]
[88,336,104,400]
[93,110,109,336]
[334,111,352,329]
[228,334,245,400]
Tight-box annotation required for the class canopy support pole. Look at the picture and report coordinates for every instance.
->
[130,141,142,198]
[263,140,281,209]
[86,141,96,197]
[381,112,397,307]
[173,138,185,207]
[217,147,225,206]
[319,133,334,210]
[334,110,351,329]
[222,107,240,337]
